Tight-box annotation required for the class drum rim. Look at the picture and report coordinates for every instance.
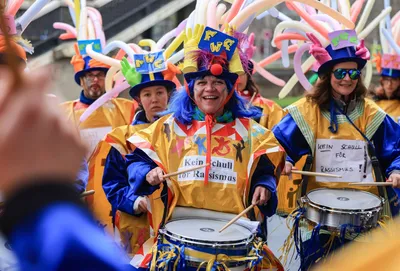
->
[160,217,255,247]
[304,188,383,213]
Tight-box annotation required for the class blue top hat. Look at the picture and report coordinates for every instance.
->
[381,68,400,78]
[129,72,176,99]
[74,56,109,85]
[318,45,367,76]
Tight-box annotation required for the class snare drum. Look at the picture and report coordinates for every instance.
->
[302,188,383,231]
[159,218,255,270]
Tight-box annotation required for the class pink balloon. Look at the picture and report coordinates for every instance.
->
[226,0,244,23]
[87,9,106,51]
[6,0,24,16]
[391,11,400,28]
[350,0,364,23]
[79,82,130,123]
[252,60,285,87]
[87,7,103,26]
[207,0,218,28]
[303,4,316,16]
[294,43,313,91]
[175,19,187,36]
[53,22,77,36]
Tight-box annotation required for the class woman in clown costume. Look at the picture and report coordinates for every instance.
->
[371,67,400,123]
[123,26,286,270]
[100,57,178,256]
[273,30,400,270]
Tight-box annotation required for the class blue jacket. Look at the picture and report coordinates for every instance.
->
[273,114,400,176]
[102,110,149,217]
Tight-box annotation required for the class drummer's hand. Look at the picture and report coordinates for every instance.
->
[252,186,271,206]
[387,173,400,188]
[134,196,148,214]
[282,161,295,180]
[146,167,165,186]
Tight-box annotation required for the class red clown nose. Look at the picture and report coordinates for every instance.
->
[210,64,223,76]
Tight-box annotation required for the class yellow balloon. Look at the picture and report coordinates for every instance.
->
[105,66,119,92]
[139,39,157,52]
[355,0,375,34]
[163,32,185,59]
[359,7,391,39]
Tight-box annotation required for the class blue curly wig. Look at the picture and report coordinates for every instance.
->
[162,76,262,125]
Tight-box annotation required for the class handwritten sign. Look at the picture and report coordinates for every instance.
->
[0,15,17,35]
[198,26,238,60]
[328,30,358,50]
[382,54,400,69]
[315,139,373,183]
[77,39,102,55]
[80,126,112,158]
[134,51,166,74]
[178,155,237,184]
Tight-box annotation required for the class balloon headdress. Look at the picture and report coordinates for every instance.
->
[53,1,109,85]
[375,9,400,79]
[0,0,51,64]
[260,0,391,98]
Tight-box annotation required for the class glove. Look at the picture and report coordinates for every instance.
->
[371,53,382,73]
[89,58,110,69]
[70,43,85,73]
[355,39,371,60]
[307,32,332,65]
[182,24,205,73]
[120,57,142,86]
[244,33,257,59]
[162,62,181,81]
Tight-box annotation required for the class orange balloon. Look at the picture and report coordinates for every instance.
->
[273,33,307,49]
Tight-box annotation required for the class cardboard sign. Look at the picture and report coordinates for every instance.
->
[198,26,238,60]
[0,15,17,35]
[328,30,358,50]
[382,54,400,69]
[315,139,373,183]
[77,39,102,55]
[134,51,166,74]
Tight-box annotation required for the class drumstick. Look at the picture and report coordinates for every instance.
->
[291,170,342,178]
[80,190,95,197]
[162,163,210,178]
[219,204,256,233]
[152,164,211,200]
[349,182,393,187]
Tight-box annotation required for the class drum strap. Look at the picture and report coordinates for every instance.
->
[339,110,395,217]
[300,154,314,197]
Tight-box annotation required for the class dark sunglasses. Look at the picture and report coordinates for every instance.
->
[332,68,361,80]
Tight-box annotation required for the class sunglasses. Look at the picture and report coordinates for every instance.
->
[332,68,361,80]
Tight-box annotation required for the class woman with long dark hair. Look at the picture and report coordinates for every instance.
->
[273,32,400,270]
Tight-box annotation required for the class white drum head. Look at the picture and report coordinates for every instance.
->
[164,218,252,242]
[307,189,381,210]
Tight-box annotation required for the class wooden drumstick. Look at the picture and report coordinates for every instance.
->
[80,190,95,198]
[219,204,256,233]
[349,182,393,187]
[152,164,210,200]
[162,163,210,179]
[291,170,342,178]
